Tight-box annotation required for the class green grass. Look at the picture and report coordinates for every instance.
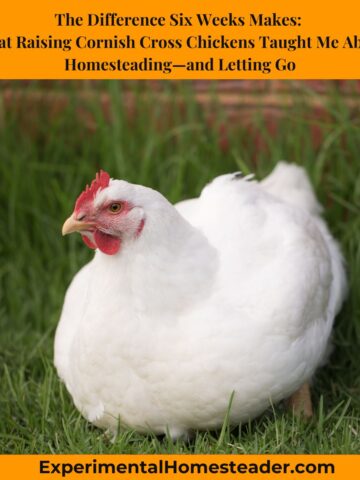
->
[0,81,359,454]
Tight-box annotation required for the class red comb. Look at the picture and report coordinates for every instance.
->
[75,170,110,212]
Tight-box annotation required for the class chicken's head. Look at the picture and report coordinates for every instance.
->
[62,170,145,255]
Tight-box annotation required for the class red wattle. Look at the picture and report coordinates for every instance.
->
[81,235,97,249]
[94,230,121,255]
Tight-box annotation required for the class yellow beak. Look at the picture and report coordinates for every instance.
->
[62,214,94,236]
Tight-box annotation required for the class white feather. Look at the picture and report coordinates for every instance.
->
[55,162,346,438]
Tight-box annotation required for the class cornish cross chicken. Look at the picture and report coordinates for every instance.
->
[55,163,346,439]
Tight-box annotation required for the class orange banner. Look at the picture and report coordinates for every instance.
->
[0,0,360,79]
[0,455,359,480]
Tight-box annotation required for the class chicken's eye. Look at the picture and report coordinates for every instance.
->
[109,203,122,213]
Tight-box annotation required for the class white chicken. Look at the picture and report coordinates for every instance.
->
[55,163,346,439]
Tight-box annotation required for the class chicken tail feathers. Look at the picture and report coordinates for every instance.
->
[260,162,323,216]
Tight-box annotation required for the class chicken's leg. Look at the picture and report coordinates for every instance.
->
[286,382,313,418]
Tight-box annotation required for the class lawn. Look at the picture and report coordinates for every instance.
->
[0,82,359,454]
